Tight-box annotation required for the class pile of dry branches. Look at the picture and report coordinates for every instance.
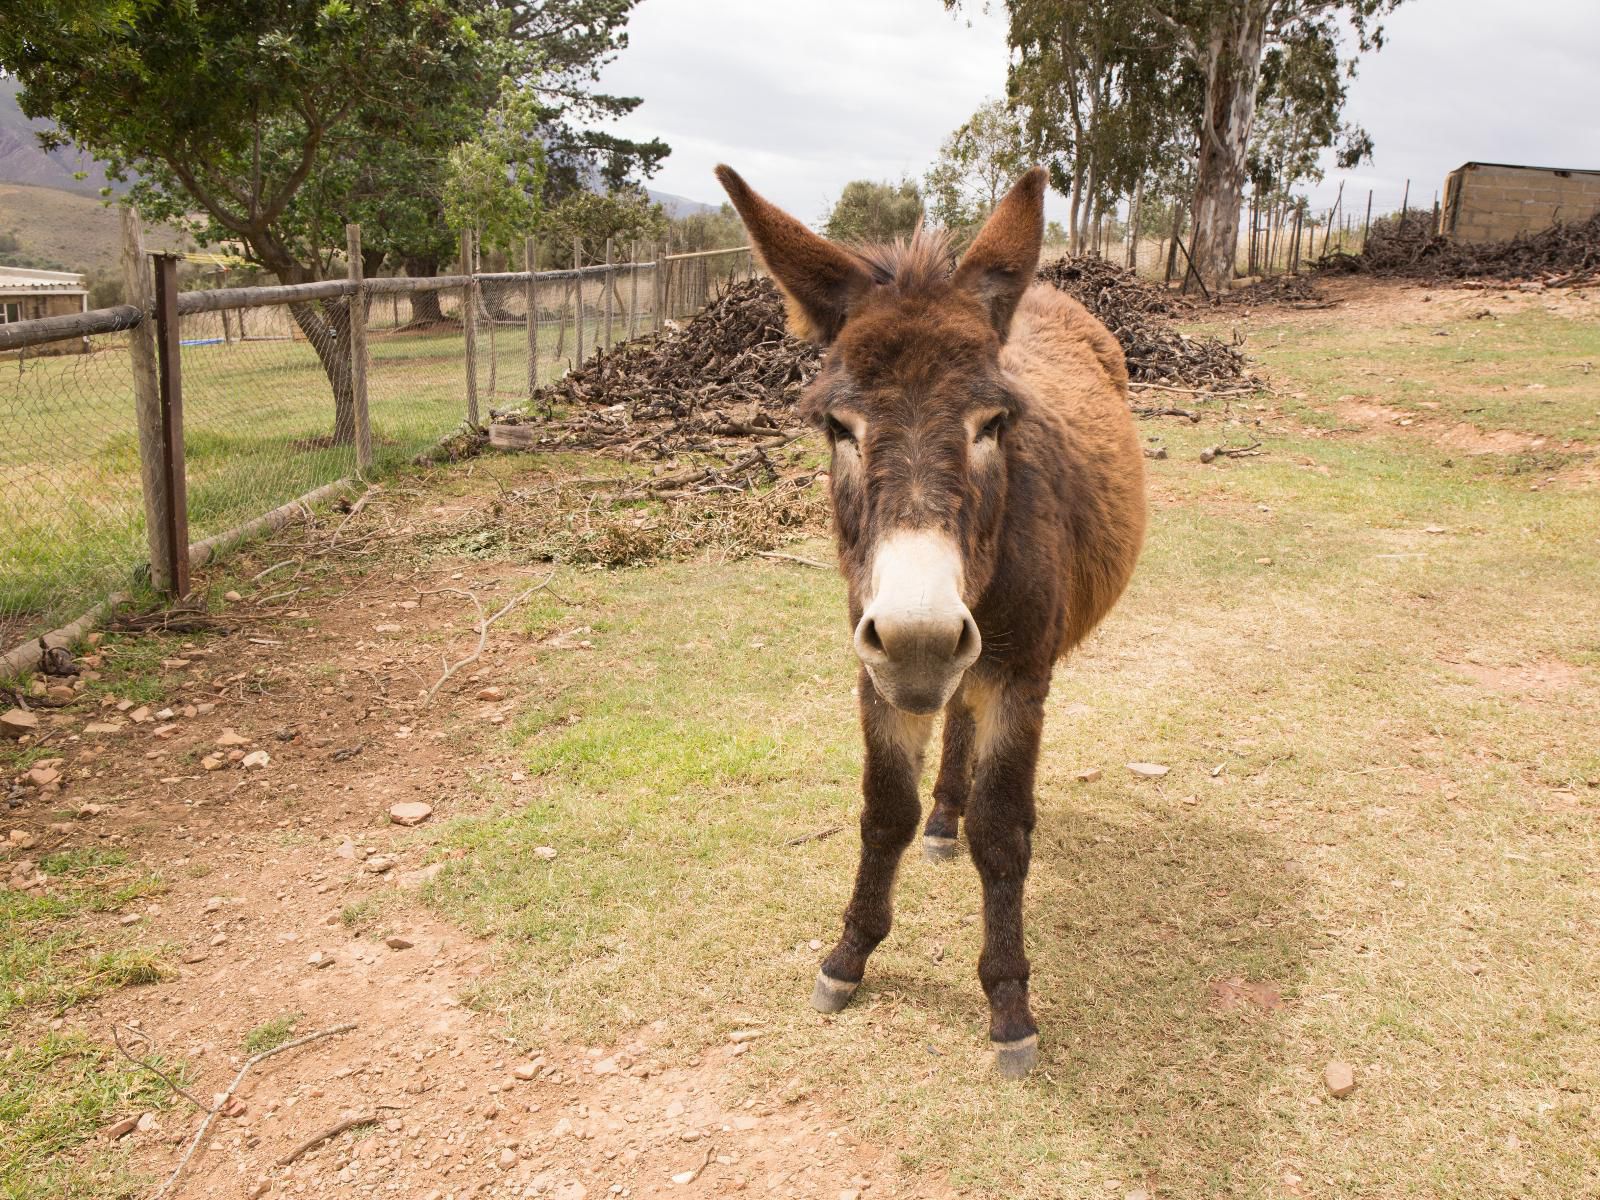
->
[1320,209,1600,287]
[1035,256,1257,390]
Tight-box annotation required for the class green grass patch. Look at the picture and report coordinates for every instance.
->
[242,1012,304,1055]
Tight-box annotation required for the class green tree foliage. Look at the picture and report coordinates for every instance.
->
[823,180,923,244]
[544,189,667,264]
[667,203,748,254]
[443,81,549,260]
[924,100,1029,236]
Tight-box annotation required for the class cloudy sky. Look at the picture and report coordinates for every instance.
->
[600,0,1600,223]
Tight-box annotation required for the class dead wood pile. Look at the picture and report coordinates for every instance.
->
[1320,209,1600,287]
[1035,256,1256,390]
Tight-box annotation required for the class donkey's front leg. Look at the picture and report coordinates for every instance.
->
[813,673,932,1014]
[964,679,1046,1078]
[922,700,975,861]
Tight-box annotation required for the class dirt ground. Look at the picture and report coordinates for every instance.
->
[3,275,1596,1199]
[5,548,942,1199]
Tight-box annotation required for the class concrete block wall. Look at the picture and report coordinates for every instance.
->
[1446,163,1600,244]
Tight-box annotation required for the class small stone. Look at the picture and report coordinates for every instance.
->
[307,951,334,969]
[335,840,357,860]
[512,1063,539,1081]
[1073,767,1101,783]
[155,708,175,720]
[1,709,39,739]
[248,1182,271,1199]
[1126,762,1170,778]
[374,623,403,634]
[227,749,245,763]
[365,855,396,874]
[388,801,433,827]
[216,729,250,747]
[241,750,270,769]
[119,913,140,926]
[26,766,61,788]
[102,1115,139,1140]
[209,933,228,947]
[498,1148,517,1169]
[384,935,414,951]
[592,1057,618,1076]
[533,846,557,861]
[135,1112,155,1133]
[128,706,152,724]
[46,685,75,704]
[151,723,179,739]
[84,722,122,735]
[1324,1060,1356,1097]
[201,755,224,772]
[181,948,210,964]
[224,591,243,603]
[477,686,505,701]
[204,896,223,912]
[8,830,37,850]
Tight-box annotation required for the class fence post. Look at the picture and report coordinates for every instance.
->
[461,228,479,426]
[573,238,585,366]
[151,254,191,599]
[345,223,372,473]
[627,239,640,342]
[525,236,538,401]
[652,242,664,332]
[120,207,174,593]
[603,237,614,353]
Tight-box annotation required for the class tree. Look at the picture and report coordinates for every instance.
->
[823,180,923,244]
[1152,0,1402,293]
[544,188,667,264]
[924,100,1029,237]
[1,0,670,436]
[668,203,747,253]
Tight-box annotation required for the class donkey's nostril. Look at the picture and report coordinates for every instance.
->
[859,617,885,656]
[954,614,980,661]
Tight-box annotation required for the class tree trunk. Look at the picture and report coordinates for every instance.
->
[1187,6,1268,294]
[286,298,356,446]
[1068,163,1086,254]
[403,255,448,324]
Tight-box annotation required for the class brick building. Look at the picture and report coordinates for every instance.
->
[1440,162,1600,245]
[0,265,91,355]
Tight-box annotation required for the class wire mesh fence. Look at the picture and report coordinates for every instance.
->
[0,228,755,670]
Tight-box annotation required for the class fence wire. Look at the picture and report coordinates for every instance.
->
[0,245,755,662]
[1,333,150,652]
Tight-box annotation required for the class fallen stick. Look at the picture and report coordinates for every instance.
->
[150,1022,357,1199]
[784,825,843,847]
[419,573,557,706]
[757,551,831,571]
[277,1113,378,1167]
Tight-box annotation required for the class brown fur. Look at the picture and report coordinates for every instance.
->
[716,164,1146,1071]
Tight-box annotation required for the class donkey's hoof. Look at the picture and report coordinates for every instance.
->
[921,834,959,862]
[810,970,859,1014]
[992,1033,1039,1080]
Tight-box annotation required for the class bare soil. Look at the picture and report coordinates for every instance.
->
[7,545,937,1199]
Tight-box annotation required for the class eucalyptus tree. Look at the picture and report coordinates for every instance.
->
[924,100,1030,237]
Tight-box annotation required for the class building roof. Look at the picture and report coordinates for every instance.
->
[1455,161,1600,177]
[0,265,89,298]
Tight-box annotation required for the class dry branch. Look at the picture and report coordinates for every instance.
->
[277,1114,378,1167]
[419,574,557,705]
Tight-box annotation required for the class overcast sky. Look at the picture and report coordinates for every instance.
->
[600,0,1600,223]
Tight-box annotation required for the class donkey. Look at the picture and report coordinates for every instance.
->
[715,165,1146,1077]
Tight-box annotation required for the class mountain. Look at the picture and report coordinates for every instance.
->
[0,78,122,195]
[647,189,720,219]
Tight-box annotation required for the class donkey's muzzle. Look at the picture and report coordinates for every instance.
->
[854,605,981,715]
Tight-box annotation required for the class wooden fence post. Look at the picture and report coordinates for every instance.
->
[602,237,614,353]
[151,254,190,599]
[461,228,478,426]
[525,236,538,399]
[627,240,640,341]
[573,238,585,366]
[120,207,173,592]
[345,223,372,473]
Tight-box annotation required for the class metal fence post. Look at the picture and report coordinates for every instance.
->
[627,240,640,342]
[345,223,372,472]
[151,254,191,599]
[461,228,479,426]
[525,236,538,400]
[120,207,174,593]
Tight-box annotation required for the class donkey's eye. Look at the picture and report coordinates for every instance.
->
[975,413,1006,443]
[826,415,857,446]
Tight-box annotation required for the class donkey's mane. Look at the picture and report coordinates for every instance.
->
[851,226,956,295]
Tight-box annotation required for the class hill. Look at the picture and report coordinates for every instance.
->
[0,78,121,195]
[0,182,192,279]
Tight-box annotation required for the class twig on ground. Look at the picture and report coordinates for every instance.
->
[276,1113,378,1167]
[784,825,844,847]
[757,551,831,570]
[111,1025,213,1114]
[250,560,297,584]
[1133,405,1202,422]
[330,485,378,548]
[418,572,558,705]
[150,1022,357,1199]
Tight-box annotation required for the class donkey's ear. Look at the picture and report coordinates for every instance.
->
[715,165,872,344]
[953,166,1047,337]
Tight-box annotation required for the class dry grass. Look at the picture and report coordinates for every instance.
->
[424,287,1599,1197]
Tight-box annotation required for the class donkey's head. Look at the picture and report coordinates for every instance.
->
[716,165,1047,715]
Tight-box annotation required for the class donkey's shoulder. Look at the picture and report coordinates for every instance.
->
[1006,283,1128,393]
